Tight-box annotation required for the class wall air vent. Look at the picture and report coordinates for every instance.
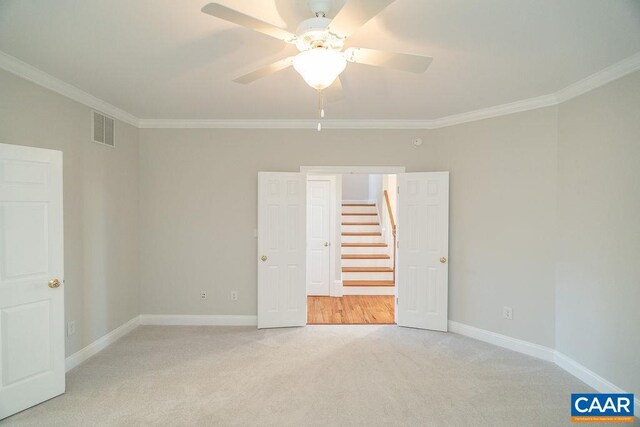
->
[92,111,115,147]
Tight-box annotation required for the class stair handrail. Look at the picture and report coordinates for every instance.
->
[383,190,396,237]
[383,190,396,283]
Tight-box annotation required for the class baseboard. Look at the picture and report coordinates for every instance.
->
[449,320,638,408]
[554,352,640,408]
[139,314,257,326]
[448,320,555,362]
[65,315,140,372]
[330,279,343,297]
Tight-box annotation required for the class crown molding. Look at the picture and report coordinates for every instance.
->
[138,118,439,129]
[555,52,640,103]
[0,51,139,127]
[427,94,559,129]
[2,48,639,130]
[137,94,559,130]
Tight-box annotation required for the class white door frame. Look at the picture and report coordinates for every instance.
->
[300,166,406,175]
[306,175,336,296]
[301,167,406,301]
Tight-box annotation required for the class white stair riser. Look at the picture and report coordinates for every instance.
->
[341,215,378,223]
[342,205,377,214]
[341,258,392,268]
[341,235,385,244]
[342,271,394,281]
[341,246,388,255]
[343,286,395,296]
[341,224,380,233]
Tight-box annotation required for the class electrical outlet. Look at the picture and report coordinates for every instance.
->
[67,320,76,336]
[503,306,513,320]
[231,291,238,301]
[200,290,207,300]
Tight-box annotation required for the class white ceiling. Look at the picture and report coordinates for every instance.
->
[1,0,639,121]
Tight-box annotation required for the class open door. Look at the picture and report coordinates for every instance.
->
[0,143,65,419]
[396,172,449,331]
[257,172,306,328]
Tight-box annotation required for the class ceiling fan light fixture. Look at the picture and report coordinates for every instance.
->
[293,48,346,90]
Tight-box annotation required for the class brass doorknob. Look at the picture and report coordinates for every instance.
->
[48,278,61,288]
[440,257,447,264]
[261,255,267,262]
[324,242,330,247]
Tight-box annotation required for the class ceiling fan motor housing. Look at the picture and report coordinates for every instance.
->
[296,17,344,51]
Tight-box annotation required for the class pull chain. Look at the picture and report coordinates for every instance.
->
[317,90,325,131]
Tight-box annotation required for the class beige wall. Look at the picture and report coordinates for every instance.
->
[556,71,640,395]
[0,69,140,356]
[139,105,559,347]
[3,61,638,396]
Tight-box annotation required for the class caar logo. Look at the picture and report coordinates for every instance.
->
[571,393,635,423]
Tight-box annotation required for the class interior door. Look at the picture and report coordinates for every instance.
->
[396,172,449,331]
[257,172,306,328]
[307,179,331,296]
[0,143,65,419]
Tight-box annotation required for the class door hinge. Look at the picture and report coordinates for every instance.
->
[397,241,400,248]
[396,297,399,305]
[397,186,400,194]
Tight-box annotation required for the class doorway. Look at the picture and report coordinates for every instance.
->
[256,167,449,331]
[306,172,398,324]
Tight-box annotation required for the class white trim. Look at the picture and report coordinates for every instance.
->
[139,314,257,326]
[2,49,639,130]
[555,52,640,103]
[65,316,140,372]
[0,51,139,127]
[429,94,558,128]
[331,279,344,297]
[301,166,406,174]
[448,320,555,362]
[449,320,639,408]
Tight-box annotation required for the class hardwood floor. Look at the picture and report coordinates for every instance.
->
[307,295,395,324]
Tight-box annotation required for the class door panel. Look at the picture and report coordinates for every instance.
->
[257,173,306,328]
[307,180,331,296]
[397,172,449,331]
[0,143,64,420]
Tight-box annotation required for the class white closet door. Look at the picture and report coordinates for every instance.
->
[396,172,449,331]
[307,179,331,296]
[0,143,65,419]
[257,172,306,328]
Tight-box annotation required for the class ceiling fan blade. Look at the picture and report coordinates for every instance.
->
[328,0,395,39]
[344,47,432,73]
[201,3,297,43]
[324,76,345,102]
[233,57,294,84]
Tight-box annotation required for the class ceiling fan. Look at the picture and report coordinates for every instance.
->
[201,0,432,126]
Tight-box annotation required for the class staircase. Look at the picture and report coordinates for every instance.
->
[341,203,394,295]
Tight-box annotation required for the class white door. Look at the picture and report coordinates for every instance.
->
[306,179,331,296]
[257,172,306,328]
[396,172,449,331]
[0,143,65,419]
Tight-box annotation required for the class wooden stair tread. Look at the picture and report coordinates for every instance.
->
[342,203,375,207]
[341,222,380,225]
[342,232,382,236]
[342,254,390,259]
[343,280,395,287]
[342,213,377,216]
[343,267,393,272]
[342,243,388,247]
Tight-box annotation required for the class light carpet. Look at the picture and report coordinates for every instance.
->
[2,325,629,426]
